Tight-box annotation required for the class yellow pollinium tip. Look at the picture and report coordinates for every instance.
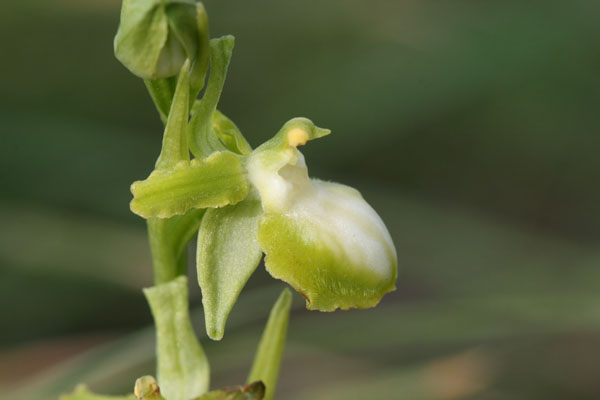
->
[287,128,309,147]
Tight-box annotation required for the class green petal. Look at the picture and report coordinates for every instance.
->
[197,195,263,340]
[247,289,292,400]
[188,37,235,158]
[144,276,210,400]
[60,385,135,400]
[130,152,249,219]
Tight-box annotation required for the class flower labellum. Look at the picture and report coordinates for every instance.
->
[248,118,398,311]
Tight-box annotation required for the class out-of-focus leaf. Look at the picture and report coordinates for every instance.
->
[60,385,135,400]
[144,276,210,400]
[130,152,249,219]
[194,381,265,400]
[247,289,292,400]
[197,195,263,340]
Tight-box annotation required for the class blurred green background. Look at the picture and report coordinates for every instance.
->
[2,0,600,399]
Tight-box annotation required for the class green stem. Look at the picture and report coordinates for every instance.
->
[147,218,181,285]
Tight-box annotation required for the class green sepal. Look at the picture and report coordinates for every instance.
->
[60,385,135,400]
[155,59,191,170]
[114,0,208,80]
[130,151,250,219]
[144,276,210,400]
[194,382,265,400]
[188,36,235,158]
[148,208,205,284]
[247,289,292,400]
[197,194,263,340]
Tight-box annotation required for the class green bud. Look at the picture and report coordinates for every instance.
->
[134,376,164,400]
[248,119,397,311]
[114,0,209,81]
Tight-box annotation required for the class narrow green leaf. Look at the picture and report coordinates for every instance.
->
[130,151,250,219]
[194,382,265,400]
[155,60,191,170]
[197,195,263,340]
[188,36,234,158]
[213,110,252,156]
[247,289,292,400]
[144,76,177,125]
[148,208,205,284]
[60,385,135,400]
[144,276,210,400]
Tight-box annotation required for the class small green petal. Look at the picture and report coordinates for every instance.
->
[189,36,236,158]
[197,195,263,340]
[144,276,210,400]
[130,152,249,219]
[247,289,292,400]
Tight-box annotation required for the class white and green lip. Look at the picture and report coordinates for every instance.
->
[248,118,398,311]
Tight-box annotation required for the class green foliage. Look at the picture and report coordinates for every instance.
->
[188,37,237,159]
